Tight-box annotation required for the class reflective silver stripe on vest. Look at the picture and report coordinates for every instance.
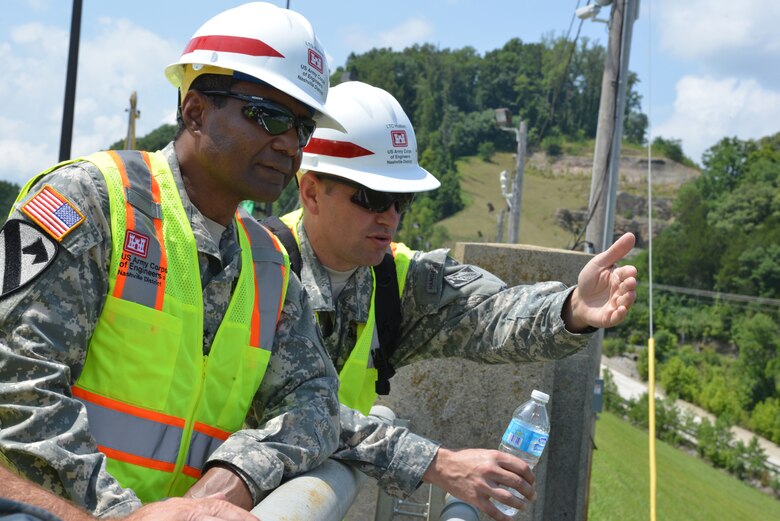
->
[237,209,285,350]
[185,430,225,471]
[77,398,183,465]
[112,151,164,309]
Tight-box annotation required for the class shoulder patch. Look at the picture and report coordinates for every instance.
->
[0,219,59,297]
[21,184,85,241]
[444,265,483,289]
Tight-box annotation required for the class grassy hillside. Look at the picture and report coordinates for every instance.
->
[589,412,780,520]
[437,148,698,250]
[439,152,591,249]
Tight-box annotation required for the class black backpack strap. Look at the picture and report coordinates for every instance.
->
[262,217,402,395]
[262,216,302,278]
[373,252,402,395]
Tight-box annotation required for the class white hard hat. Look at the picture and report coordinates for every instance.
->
[165,2,344,131]
[301,81,440,193]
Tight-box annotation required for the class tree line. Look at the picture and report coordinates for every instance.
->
[608,132,780,447]
[330,37,647,247]
[1,35,648,230]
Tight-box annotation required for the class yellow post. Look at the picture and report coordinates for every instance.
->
[648,337,656,521]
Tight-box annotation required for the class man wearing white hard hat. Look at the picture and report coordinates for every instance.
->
[0,3,342,518]
[267,81,638,520]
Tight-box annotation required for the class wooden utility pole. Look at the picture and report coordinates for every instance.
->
[508,120,528,244]
[584,0,639,254]
[573,1,640,520]
[124,91,141,150]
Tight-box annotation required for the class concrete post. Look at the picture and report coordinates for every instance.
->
[342,242,597,520]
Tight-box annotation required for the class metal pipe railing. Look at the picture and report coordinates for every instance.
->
[438,494,480,521]
[251,458,366,520]
[251,406,397,521]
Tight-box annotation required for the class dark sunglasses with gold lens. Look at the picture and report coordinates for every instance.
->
[200,90,317,147]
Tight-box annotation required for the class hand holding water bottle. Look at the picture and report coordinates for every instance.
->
[490,389,551,518]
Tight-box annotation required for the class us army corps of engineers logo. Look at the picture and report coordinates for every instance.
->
[118,230,167,287]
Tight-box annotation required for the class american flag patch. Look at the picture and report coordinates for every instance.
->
[21,185,85,241]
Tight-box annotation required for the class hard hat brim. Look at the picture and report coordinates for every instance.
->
[302,159,441,193]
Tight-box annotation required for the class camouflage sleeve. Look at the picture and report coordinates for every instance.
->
[331,405,440,499]
[205,275,340,505]
[394,249,594,367]
[0,165,142,518]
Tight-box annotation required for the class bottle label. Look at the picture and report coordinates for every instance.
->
[501,418,548,457]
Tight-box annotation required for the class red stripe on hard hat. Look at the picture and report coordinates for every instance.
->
[304,138,374,158]
[183,35,284,58]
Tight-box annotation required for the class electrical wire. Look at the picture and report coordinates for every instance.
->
[537,0,587,145]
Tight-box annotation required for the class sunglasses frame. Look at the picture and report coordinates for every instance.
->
[199,90,317,147]
[315,173,415,214]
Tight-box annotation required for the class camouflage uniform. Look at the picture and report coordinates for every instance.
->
[293,221,594,498]
[0,143,340,518]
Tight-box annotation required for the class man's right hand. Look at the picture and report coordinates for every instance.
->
[422,447,536,521]
[126,496,257,521]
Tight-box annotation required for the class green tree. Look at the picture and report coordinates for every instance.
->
[0,180,21,225]
[108,124,177,151]
[699,136,756,200]
[732,313,780,409]
[653,183,725,289]
[660,356,700,401]
[396,197,450,250]
[477,141,496,163]
[651,136,693,165]
[623,72,648,145]
[748,397,780,444]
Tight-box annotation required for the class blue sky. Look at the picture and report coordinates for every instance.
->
[1,0,779,186]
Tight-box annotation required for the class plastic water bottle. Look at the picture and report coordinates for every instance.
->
[490,389,550,517]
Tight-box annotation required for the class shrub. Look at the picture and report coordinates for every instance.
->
[602,337,626,358]
[748,397,780,444]
[659,356,700,401]
[542,135,563,157]
[477,141,496,162]
[602,369,625,415]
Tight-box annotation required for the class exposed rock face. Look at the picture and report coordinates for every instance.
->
[554,194,672,249]
[546,152,697,249]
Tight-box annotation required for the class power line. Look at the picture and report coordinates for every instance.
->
[537,1,587,144]
[647,283,780,307]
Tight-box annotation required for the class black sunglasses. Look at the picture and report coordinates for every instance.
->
[316,174,415,214]
[199,90,317,147]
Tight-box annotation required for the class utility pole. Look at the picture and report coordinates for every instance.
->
[494,109,527,243]
[578,0,640,518]
[59,0,83,161]
[124,91,141,150]
[584,0,639,254]
[508,120,527,244]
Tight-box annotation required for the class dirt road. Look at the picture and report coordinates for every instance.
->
[600,356,780,471]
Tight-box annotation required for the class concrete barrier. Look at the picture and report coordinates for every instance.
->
[345,242,598,520]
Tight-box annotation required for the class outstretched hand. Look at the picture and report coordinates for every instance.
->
[564,232,638,331]
[423,447,536,521]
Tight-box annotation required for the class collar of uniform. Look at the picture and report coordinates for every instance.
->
[164,142,222,260]
[296,222,371,324]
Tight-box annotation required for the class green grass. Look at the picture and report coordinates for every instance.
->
[439,152,591,249]
[589,412,780,520]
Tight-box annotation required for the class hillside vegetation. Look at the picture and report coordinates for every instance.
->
[589,412,780,520]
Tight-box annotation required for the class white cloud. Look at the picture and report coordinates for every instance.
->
[0,17,180,185]
[654,75,780,163]
[660,0,780,59]
[343,16,434,55]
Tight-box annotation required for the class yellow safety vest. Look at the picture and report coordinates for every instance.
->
[17,151,290,502]
[281,209,411,414]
